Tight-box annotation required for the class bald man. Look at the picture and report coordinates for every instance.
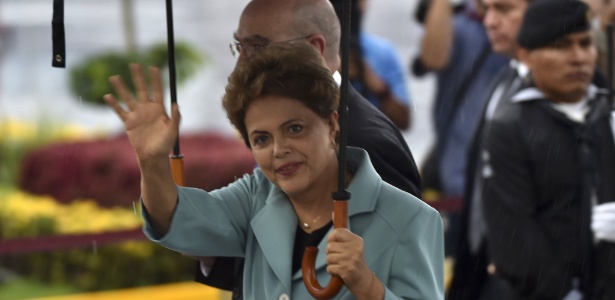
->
[195,0,423,298]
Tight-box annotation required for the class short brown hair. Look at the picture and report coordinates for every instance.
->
[222,41,340,148]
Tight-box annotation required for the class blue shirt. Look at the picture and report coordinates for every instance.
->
[351,32,411,109]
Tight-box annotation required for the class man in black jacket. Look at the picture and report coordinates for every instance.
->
[194,0,423,298]
[481,0,615,298]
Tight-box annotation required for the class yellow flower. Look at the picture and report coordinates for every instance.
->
[0,118,37,142]
[0,189,142,238]
[0,118,107,144]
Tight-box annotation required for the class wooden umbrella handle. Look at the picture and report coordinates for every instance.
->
[170,154,185,186]
[301,201,348,299]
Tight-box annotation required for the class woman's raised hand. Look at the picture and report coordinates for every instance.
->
[104,64,180,162]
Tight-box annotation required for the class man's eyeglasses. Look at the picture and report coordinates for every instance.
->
[229,34,313,58]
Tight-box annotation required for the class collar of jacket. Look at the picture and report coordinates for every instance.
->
[509,59,529,78]
[510,84,605,103]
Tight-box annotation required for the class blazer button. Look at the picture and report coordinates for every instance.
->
[279,293,290,300]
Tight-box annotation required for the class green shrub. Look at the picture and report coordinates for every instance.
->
[69,41,206,106]
[0,243,194,291]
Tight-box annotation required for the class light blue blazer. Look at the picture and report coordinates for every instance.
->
[143,147,444,299]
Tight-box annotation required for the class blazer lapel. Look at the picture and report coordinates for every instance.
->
[343,148,400,266]
[251,188,297,293]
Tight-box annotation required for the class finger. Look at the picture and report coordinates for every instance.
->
[594,202,615,213]
[327,231,337,243]
[108,75,137,111]
[327,229,343,242]
[325,251,345,266]
[594,217,615,225]
[129,63,149,103]
[592,213,615,222]
[326,241,339,254]
[325,261,353,280]
[325,254,347,272]
[103,94,127,121]
[149,66,164,105]
[331,228,355,242]
[594,231,615,240]
[326,241,352,256]
[326,265,338,276]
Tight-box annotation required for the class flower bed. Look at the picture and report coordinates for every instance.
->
[0,121,254,293]
[19,132,256,207]
[0,188,194,292]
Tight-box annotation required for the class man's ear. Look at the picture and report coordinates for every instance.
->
[306,34,327,56]
[329,110,339,136]
[516,47,532,69]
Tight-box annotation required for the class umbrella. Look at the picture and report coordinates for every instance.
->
[301,0,352,298]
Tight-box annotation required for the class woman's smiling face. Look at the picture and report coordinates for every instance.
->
[245,94,338,198]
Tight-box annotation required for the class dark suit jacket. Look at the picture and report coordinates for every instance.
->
[194,85,422,299]
[448,66,519,300]
[449,70,612,300]
[482,89,615,299]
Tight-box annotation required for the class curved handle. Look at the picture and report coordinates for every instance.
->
[170,154,185,186]
[301,201,348,299]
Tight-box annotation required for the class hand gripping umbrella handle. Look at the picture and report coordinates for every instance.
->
[301,200,348,299]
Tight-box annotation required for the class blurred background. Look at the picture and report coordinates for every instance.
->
[0,0,435,299]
